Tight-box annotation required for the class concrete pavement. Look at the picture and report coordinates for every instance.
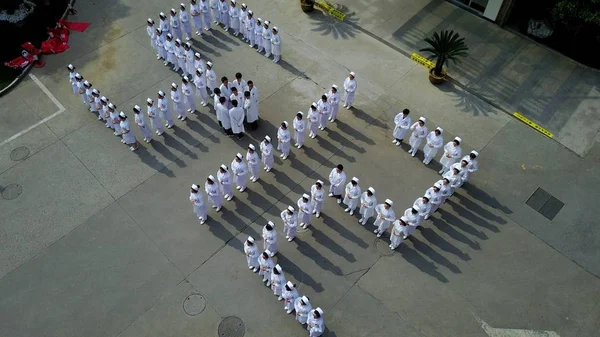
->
[1,0,599,337]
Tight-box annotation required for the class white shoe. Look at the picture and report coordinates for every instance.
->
[130,146,138,151]
[315,212,321,218]
[236,186,241,190]
[287,238,293,242]
[285,235,289,239]
[396,142,401,146]
[297,144,302,149]
[264,167,268,171]
[377,233,382,238]
[181,116,187,121]
[344,208,350,212]
[280,153,284,158]
[360,221,366,226]
[282,156,287,160]
[215,207,221,212]
[408,149,412,154]
[337,199,342,204]
[121,139,126,144]
[343,104,347,108]
[249,266,253,269]
[328,193,334,197]
[157,131,164,136]
[155,130,159,135]
[167,124,174,129]
[294,143,298,147]
[266,281,270,287]
[253,267,258,272]
[278,296,283,301]
[227,195,233,201]
[286,310,292,314]
[200,218,206,225]
[177,115,182,120]
[373,229,379,233]
[359,218,363,223]
[310,134,316,139]
[239,187,246,192]
[349,211,354,216]
[266,168,271,172]
[202,102,208,106]
[186,108,192,112]
[393,140,398,144]
[252,177,258,183]
[424,215,430,220]
[249,44,253,47]
[346,106,352,110]
[312,210,317,214]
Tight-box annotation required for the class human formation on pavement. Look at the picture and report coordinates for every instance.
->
[66,3,480,334]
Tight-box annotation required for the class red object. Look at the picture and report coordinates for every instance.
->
[3,42,41,69]
[59,19,91,33]
[41,25,70,54]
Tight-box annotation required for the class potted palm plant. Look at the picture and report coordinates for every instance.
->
[300,0,315,12]
[420,30,468,85]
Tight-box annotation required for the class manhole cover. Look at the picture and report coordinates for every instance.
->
[1,184,22,200]
[183,293,206,316]
[374,237,395,256]
[526,187,564,220]
[218,316,245,337]
[10,146,30,161]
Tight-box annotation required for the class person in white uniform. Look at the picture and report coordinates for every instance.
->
[158,12,170,36]
[190,0,203,35]
[194,51,207,75]
[231,72,247,93]
[83,80,93,109]
[424,183,442,219]
[229,99,245,140]
[205,175,222,211]
[271,26,281,63]
[392,108,411,145]
[281,206,298,242]
[253,18,262,49]
[262,221,278,256]
[277,121,291,160]
[216,96,232,134]
[328,164,346,203]
[307,103,319,138]
[359,187,376,225]
[244,90,258,130]
[343,177,361,215]
[206,61,217,96]
[155,28,168,61]
[182,76,196,113]
[200,0,212,30]
[146,19,157,56]
[210,0,220,25]
[174,39,186,72]
[373,199,395,238]
[297,194,313,229]
[244,236,259,272]
[228,0,239,35]
[343,71,357,109]
[460,150,479,184]
[231,153,248,192]
[91,89,102,119]
[189,184,208,224]
[100,97,110,127]
[133,105,152,143]
[439,137,462,174]
[403,207,421,236]
[293,112,306,149]
[270,264,286,297]
[246,144,260,182]
[164,33,176,67]
[218,0,229,30]
[317,95,330,130]
[193,68,209,106]
[230,87,244,113]
[108,103,122,136]
[258,251,274,283]
[183,43,195,77]
[443,167,462,196]
[450,160,469,190]
[260,136,274,172]
[413,196,431,220]
[158,90,175,128]
[119,112,138,151]
[261,21,272,56]
[245,10,255,46]
[170,9,183,40]
[219,76,231,107]
[74,74,85,104]
[423,127,444,165]
[390,217,411,250]
[408,116,428,157]
[307,308,325,337]
[170,82,186,121]
[239,4,247,39]
[327,85,340,122]
[67,64,77,95]
[282,281,299,314]
[179,4,193,40]
[310,180,325,218]
[437,178,452,205]
[217,164,234,201]
[146,98,164,136]
[295,296,313,325]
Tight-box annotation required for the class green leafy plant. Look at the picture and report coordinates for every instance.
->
[552,0,600,33]
[420,30,469,77]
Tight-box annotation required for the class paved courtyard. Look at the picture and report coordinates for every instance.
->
[0,0,599,337]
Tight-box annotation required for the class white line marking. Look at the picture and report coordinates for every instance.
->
[0,74,66,148]
[476,315,561,337]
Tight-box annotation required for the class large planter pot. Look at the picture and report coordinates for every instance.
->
[301,0,315,12]
[428,68,447,85]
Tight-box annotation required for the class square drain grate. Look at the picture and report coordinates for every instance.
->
[526,187,564,220]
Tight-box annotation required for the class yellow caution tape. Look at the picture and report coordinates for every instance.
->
[410,53,435,69]
[513,112,553,138]
[315,1,346,21]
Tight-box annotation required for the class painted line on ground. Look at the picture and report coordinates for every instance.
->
[513,112,553,138]
[0,74,66,148]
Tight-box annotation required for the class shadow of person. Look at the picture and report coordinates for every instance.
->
[408,236,461,273]
[133,145,175,177]
[256,179,296,206]
[200,33,233,52]
[325,127,365,154]
[295,146,334,174]
[276,59,307,78]
[397,244,449,283]
[295,237,344,275]
[196,110,222,133]
[161,131,198,159]
[320,213,369,249]
[419,227,471,261]
[271,166,299,191]
[316,133,355,162]
[275,253,324,293]
[452,192,508,224]
[446,198,502,231]
[429,215,481,250]
[307,225,356,263]
[148,140,186,168]
[244,186,278,214]
[185,118,218,141]
[350,107,388,130]
[437,208,488,240]
[333,118,375,145]
[190,38,222,57]
[210,29,241,46]
[462,182,513,214]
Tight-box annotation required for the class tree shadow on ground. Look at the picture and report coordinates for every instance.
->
[308,4,359,40]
